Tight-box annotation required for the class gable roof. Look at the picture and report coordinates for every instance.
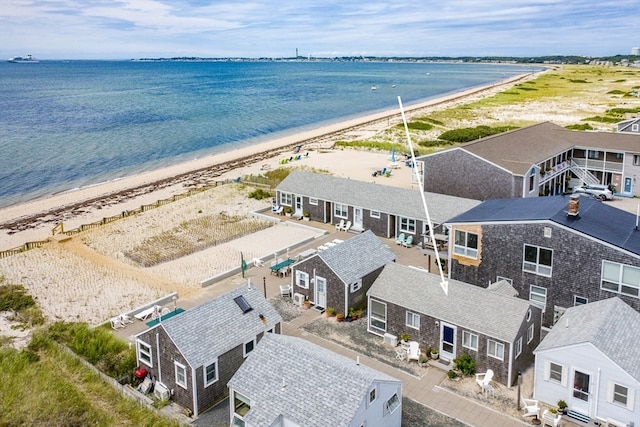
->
[368,263,533,342]
[535,297,640,382]
[228,333,400,426]
[617,117,640,134]
[419,122,640,176]
[142,285,282,368]
[277,170,480,224]
[446,195,640,255]
[312,230,396,284]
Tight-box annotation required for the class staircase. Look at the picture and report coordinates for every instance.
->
[567,410,591,424]
[570,160,599,185]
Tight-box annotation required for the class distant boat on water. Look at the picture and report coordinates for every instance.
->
[7,54,39,63]
[371,84,377,91]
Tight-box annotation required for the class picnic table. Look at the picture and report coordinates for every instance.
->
[270,258,295,275]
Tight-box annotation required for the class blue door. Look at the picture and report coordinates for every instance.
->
[624,177,632,193]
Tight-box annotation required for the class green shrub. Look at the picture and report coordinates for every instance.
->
[438,125,518,143]
[248,188,273,200]
[0,284,36,312]
[565,123,594,131]
[582,116,620,123]
[453,353,476,376]
[447,369,458,379]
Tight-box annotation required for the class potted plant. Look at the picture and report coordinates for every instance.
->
[557,399,568,415]
[325,307,336,317]
[336,312,345,322]
[303,211,310,221]
[430,347,439,360]
[399,333,411,344]
[303,299,311,309]
[284,206,293,217]
[418,352,429,367]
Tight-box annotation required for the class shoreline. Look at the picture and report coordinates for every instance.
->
[0,72,534,250]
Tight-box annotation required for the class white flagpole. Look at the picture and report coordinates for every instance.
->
[398,96,448,296]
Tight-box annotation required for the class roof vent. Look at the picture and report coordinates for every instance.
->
[567,195,580,217]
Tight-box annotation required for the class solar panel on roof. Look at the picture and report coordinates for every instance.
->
[234,295,252,313]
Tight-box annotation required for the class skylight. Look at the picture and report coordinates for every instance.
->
[234,295,252,313]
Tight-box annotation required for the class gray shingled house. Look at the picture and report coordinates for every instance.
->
[444,194,640,328]
[228,333,403,427]
[291,230,396,316]
[616,117,640,135]
[275,170,479,246]
[534,297,640,425]
[417,122,640,199]
[134,284,282,417]
[367,263,542,386]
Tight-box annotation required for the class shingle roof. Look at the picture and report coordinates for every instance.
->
[228,333,400,426]
[534,297,640,381]
[277,170,480,224]
[367,263,532,342]
[446,195,640,255]
[317,230,396,284]
[419,122,640,176]
[155,285,282,368]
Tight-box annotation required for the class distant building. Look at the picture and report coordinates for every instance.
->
[631,47,640,56]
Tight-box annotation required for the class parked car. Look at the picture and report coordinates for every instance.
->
[573,184,614,201]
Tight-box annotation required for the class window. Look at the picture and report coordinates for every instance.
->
[453,230,478,258]
[496,276,512,285]
[406,312,420,330]
[514,337,522,358]
[527,324,534,343]
[602,261,640,297]
[204,360,218,387]
[546,362,564,384]
[296,270,309,289]
[350,281,362,293]
[334,203,348,218]
[399,217,416,233]
[370,210,380,219]
[523,245,553,276]
[309,197,318,205]
[529,168,536,192]
[279,192,292,206]
[369,299,387,331]
[175,362,187,388]
[234,295,252,313]
[633,124,639,133]
[574,295,588,306]
[634,154,640,166]
[487,339,504,360]
[608,382,634,409]
[462,331,478,351]
[243,338,255,357]
[369,387,376,404]
[137,340,152,367]
[233,391,251,425]
[529,285,547,310]
[384,393,400,416]
[544,227,552,238]
[588,150,600,159]
[526,308,532,322]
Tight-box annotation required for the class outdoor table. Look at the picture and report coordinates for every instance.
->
[270,258,295,275]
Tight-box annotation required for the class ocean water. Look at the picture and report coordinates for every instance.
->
[0,60,535,208]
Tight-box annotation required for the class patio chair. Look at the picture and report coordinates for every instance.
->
[475,369,494,391]
[335,219,345,231]
[395,347,406,361]
[119,313,134,324]
[280,284,292,298]
[395,233,406,245]
[340,220,352,232]
[252,258,264,267]
[407,341,421,362]
[110,316,125,330]
[401,235,413,248]
[521,398,540,419]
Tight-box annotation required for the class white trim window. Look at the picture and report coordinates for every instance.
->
[175,361,187,388]
[523,244,553,276]
[279,192,292,207]
[368,387,377,404]
[350,280,362,293]
[496,276,512,285]
[462,331,478,351]
[574,295,588,306]
[296,270,309,289]
[529,285,547,311]
[514,337,522,358]
[232,391,251,425]
[384,393,400,416]
[607,381,635,410]
[369,299,387,331]
[601,261,640,298]
[334,203,348,218]
[137,340,153,367]
[487,339,504,360]
[406,311,420,330]
[309,197,318,206]
[204,360,218,387]
[243,338,256,357]
[399,217,416,233]
[454,230,478,258]
[527,324,534,344]
[370,210,381,219]
[544,361,567,386]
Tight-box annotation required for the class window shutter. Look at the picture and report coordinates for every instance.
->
[544,361,550,381]
[606,381,614,403]
[560,366,567,387]
[627,386,635,411]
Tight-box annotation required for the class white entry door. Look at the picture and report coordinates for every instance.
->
[353,207,363,230]
[295,196,303,216]
[571,369,591,416]
[440,323,456,361]
[314,277,327,309]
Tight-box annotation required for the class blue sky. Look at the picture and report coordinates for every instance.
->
[2,0,639,59]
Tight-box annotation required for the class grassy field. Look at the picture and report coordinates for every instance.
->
[1,64,639,427]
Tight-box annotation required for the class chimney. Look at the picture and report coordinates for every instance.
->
[568,195,580,216]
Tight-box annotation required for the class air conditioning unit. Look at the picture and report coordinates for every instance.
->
[154,382,170,401]
[293,293,305,307]
[383,333,398,347]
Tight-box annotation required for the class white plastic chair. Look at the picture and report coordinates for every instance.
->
[335,219,345,231]
[280,284,292,298]
[521,398,540,419]
[407,341,421,362]
[475,369,494,391]
[340,220,352,232]
[110,316,125,330]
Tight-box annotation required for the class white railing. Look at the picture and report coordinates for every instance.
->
[570,160,599,185]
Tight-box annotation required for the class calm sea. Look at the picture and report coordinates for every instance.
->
[0,60,535,208]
